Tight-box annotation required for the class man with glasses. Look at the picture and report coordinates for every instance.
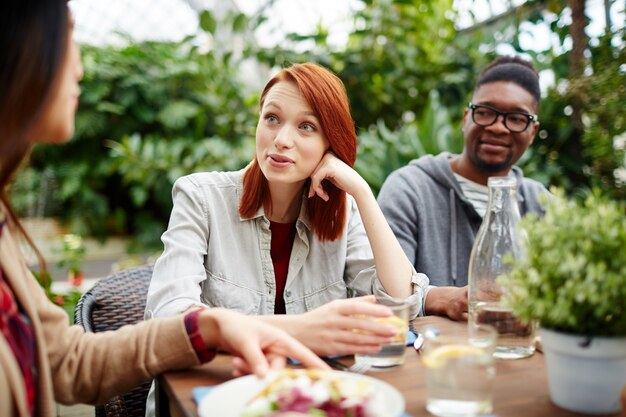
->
[378,56,548,320]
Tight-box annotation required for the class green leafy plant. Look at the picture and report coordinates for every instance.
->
[55,234,87,286]
[570,30,626,199]
[500,190,626,337]
[355,90,462,194]
[30,234,87,321]
[17,31,258,248]
[248,0,462,130]
[33,271,82,323]
[12,1,623,255]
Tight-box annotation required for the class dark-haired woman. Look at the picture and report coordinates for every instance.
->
[146,63,429,357]
[0,3,328,416]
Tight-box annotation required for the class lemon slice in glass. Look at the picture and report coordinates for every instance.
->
[421,344,486,368]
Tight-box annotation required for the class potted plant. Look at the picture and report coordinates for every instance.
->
[500,189,626,414]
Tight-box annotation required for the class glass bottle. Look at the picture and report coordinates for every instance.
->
[468,176,535,359]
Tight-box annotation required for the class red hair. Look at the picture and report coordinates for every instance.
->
[239,63,357,242]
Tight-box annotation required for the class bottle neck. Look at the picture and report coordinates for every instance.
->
[485,177,520,222]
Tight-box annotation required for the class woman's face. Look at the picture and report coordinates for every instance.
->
[256,80,329,189]
[27,20,83,144]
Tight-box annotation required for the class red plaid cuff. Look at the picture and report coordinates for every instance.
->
[184,309,217,363]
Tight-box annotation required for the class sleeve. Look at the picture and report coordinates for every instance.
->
[342,196,429,319]
[0,218,199,407]
[377,169,421,266]
[31,275,199,405]
[145,176,212,319]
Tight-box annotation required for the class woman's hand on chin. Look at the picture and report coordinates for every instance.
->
[308,152,370,201]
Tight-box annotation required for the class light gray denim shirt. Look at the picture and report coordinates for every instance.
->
[144,168,428,320]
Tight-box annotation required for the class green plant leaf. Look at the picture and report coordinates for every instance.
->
[200,10,217,34]
[500,190,626,336]
[157,100,199,130]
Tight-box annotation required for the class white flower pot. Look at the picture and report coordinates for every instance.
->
[541,328,626,414]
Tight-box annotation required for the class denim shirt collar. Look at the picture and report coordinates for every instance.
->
[236,174,313,231]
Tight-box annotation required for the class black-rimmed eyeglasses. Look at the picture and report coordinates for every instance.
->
[468,102,538,133]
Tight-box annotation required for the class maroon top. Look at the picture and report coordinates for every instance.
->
[269,221,297,314]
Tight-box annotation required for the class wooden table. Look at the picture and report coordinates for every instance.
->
[156,316,626,417]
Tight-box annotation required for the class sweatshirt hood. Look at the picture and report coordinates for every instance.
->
[410,152,526,204]
[408,152,527,285]
[410,152,466,199]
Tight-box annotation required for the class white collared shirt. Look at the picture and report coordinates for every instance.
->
[145,168,427,319]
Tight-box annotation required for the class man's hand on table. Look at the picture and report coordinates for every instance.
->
[424,286,468,321]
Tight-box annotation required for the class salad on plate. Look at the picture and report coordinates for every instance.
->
[241,369,387,417]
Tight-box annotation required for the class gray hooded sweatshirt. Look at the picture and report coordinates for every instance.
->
[378,152,548,288]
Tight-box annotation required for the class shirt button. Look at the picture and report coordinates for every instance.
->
[285,291,291,298]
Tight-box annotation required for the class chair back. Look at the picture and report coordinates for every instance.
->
[74,265,154,417]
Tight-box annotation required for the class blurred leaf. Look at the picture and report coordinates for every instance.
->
[157,100,199,130]
[200,10,217,34]
[232,12,247,32]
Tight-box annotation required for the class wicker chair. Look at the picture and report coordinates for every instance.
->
[74,265,154,417]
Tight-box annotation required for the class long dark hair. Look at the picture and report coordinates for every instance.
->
[0,1,69,270]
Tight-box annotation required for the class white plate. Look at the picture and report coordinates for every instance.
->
[197,370,405,417]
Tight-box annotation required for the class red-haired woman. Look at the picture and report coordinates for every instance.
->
[146,63,428,356]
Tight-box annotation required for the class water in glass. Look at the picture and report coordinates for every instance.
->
[354,302,409,368]
[422,325,496,417]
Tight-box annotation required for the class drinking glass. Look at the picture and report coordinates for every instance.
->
[421,324,497,417]
[354,299,409,369]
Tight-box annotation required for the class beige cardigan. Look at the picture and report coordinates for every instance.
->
[0,221,200,417]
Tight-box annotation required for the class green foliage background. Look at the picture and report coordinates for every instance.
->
[501,190,626,336]
[11,0,625,250]
[14,38,258,248]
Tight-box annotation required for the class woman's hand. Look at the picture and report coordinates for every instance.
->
[308,152,369,201]
[199,308,329,378]
[281,296,398,356]
[309,152,414,300]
